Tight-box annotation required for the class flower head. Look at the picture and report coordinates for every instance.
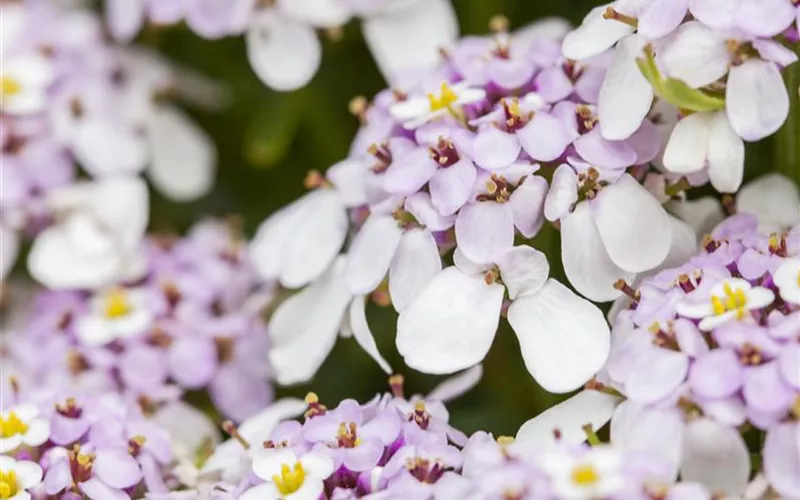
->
[0,405,50,454]
[0,456,43,500]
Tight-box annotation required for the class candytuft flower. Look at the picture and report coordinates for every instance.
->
[0,404,50,454]
[0,456,42,500]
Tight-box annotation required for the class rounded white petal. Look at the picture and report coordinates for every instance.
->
[147,105,216,202]
[561,202,635,302]
[496,245,549,300]
[72,117,150,176]
[737,173,800,229]
[240,483,280,500]
[249,200,305,282]
[726,59,790,141]
[246,9,321,91]
[346,214,404,294]
[680,418,750,495]
[454,202,515,265]
[252,449,298,480]
[544,164,578,222]
[707,112,744,193]
[396,267,504,374]
[610,402,683,481]
[389,228,442,311]
[562,5,635,60]
[598,35,653,141]
[666,197,725,237]
[591,173,671,273]
[150,400,220,455]
[658,216,700,271]
[276,0,350,28]
[660,22,729,88]
[349,297,392,374]
[237,399,308,449]
[362,0,458,83]
[662,112,713,174]
[516,390,621,448]
[427,365,484,402]
[508,279,611,393]
[268,259,353,384]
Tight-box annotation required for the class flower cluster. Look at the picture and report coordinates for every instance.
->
[3,220,274,423]
[564,0,798,193]
[1,0,215,284]
[103,0,459,90]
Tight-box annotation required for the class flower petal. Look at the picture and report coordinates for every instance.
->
[598,34,653,141]
[509,175,548,238]
[397,267,504,374]
[707,112,744,193]
[384,147,438,195]
[663,112,713,174]
[680,418,751,496]
[660,21,729,88]
[573,127,637,169]
[427,365,484,402]
[516,112,571,162]
[726,59,790,141]
[472,127,521,171]
[638,0,689,39]
[508,279,611,393]
[349,297,392,374]
[735,0,796,37]
[276,0,350,28]
[455,202,515,264]
[389,228,442,311]
[346,214,404,294]
[429,159,477,216]
[763,422,800,499]
[496,245,549,300]
[544,164,578,222]
[611,402,683,481]
[562,5,635,60]
[737,173,800,230]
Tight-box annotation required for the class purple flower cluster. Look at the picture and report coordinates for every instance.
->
[2,220,273,423]
[603,214,800,497]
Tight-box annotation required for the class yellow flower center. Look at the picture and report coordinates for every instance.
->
[427,82,458,112]
[571,464,600,486]
[0,76,22,98]
[796,270,800,288]
[0,469,19,499]
[104,289,133,319]
[272,462,306,496]
[710,282,748,319]
[0,411,29,439]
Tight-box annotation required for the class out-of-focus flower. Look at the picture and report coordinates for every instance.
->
[0,404,50,453]
[0,456,43,500]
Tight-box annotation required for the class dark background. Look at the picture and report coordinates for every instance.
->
[145,0,799,435]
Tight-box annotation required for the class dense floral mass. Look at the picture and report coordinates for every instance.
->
[1,0,799,498]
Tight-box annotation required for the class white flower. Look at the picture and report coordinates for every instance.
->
[0,456,43,500]
[677,278,775,331]
[396,245,610,393]
[662,111,744,193]
[540,446,625,499]
[0,404,51,453]
[390,81,486,129]
[774,259,800,305]
[75,287,154,347]
[736,173,800,232]
[0,52,54,115]
[27,176,149,290]
[241,449,334,500]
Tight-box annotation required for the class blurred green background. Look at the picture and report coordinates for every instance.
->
[147,0,800,435]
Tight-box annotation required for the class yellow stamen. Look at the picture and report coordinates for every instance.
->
[0,76,21,97]
[711,282,749,319]
[496,436,515,445]
[0,411,29,438]
[0,469,19,499]
[427,82,458,112]
[104,288,132,319]
[571,464,600,486]
[272,462,306,495]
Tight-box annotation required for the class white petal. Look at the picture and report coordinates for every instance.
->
[389,228,442,311]
[452,248,492,276]
[509,175,548,238]
[561,202,635,302]
[707,112,744,193]
[276,0,350,27]
[508,279,611,393]
[726,59,790,141]
[562,5,635,60]
[147,105,216,202]
[496,245,549,300]
[1,224,19,280]
[658,216,700,271]
[279,189,349,288]
[73,118,150,176]
[396,267,504,374]
[610,402,683,481]
[688,0,740,29]
[516,390,621,448]
[737,173,800,229]
[246,9,321,91]
[106,0,144,42]
[680,418,751,495]
[88,176,150,250]
[660,22,729,88]
[362,0,458,83]
[591,173,671,273]
[349,297,392,374]
[269,258,353,384]
[666,197,725,236]
[238,399,307,444]
[544,164,578,222]
[598,35,653,141]
[426,365,483,402]
[662,113,713,174]
[150,401,220,455]
[326,159,369,207]
[249,201,303,282]
[455,202,515,264]
[346,214,404,294]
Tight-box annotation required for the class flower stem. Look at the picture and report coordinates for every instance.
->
[776,63,799,182]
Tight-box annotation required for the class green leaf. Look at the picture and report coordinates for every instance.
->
[243,94,304,169]
[636,48,726,112]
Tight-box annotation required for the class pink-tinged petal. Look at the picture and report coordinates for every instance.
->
[342,439,384,471]
[591,173,672,273]
[689,349,743,399]
[487,58,535,90]
[404,192,456,231]
[561,202,634,302]
[689,0,741,30]
[611,402,683,481]
[562,5,636,60]
[389,228,442,312]
[763,422,800,498]
[778,344,800,388]
[93,450,142,489]
[211,364,273,423]
[429,159,477,216]
[496,245,549,300]
[726,60,790,141]
[707,112,744,193]
[736,0,795,37]
[624,345,689,403]
[598,35,653,140]
[44,458,72,495]
[79,479,129,500]
[753,39,799,67]
[517,390,620,447]
[106,0,144,43]
[472,127,521,171]
[455,202,514,264]
[516,112,571,162]
[574,127,637,169]
[544,164,578,222]
[659,21,730,88]
[508,279,610,393]
[346,214,404,294]
[638,0,689,39]
[384,147,438,195]
[627,120,661,165]
[168,337,218,389]
[743,362,794,414]
[397,267,504,374]
[509,175,548,238]
[681,419,751,496]
[534,66,574,103]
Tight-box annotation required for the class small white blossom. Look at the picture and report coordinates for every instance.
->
[0,405,51,454]
[242,449,334,500]
[390,82,486,129]
[677,278,775,331]
[0,456,43,500]
[0,52,54,115]
[540,446,625,499]
[75,287,154,347]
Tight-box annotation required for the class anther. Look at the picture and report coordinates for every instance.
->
[222,421,251,450]
[613,279,640,301]
[389,374,405,398]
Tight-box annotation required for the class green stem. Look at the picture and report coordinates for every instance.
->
[582,424,603,446]
[776,62,800,182]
